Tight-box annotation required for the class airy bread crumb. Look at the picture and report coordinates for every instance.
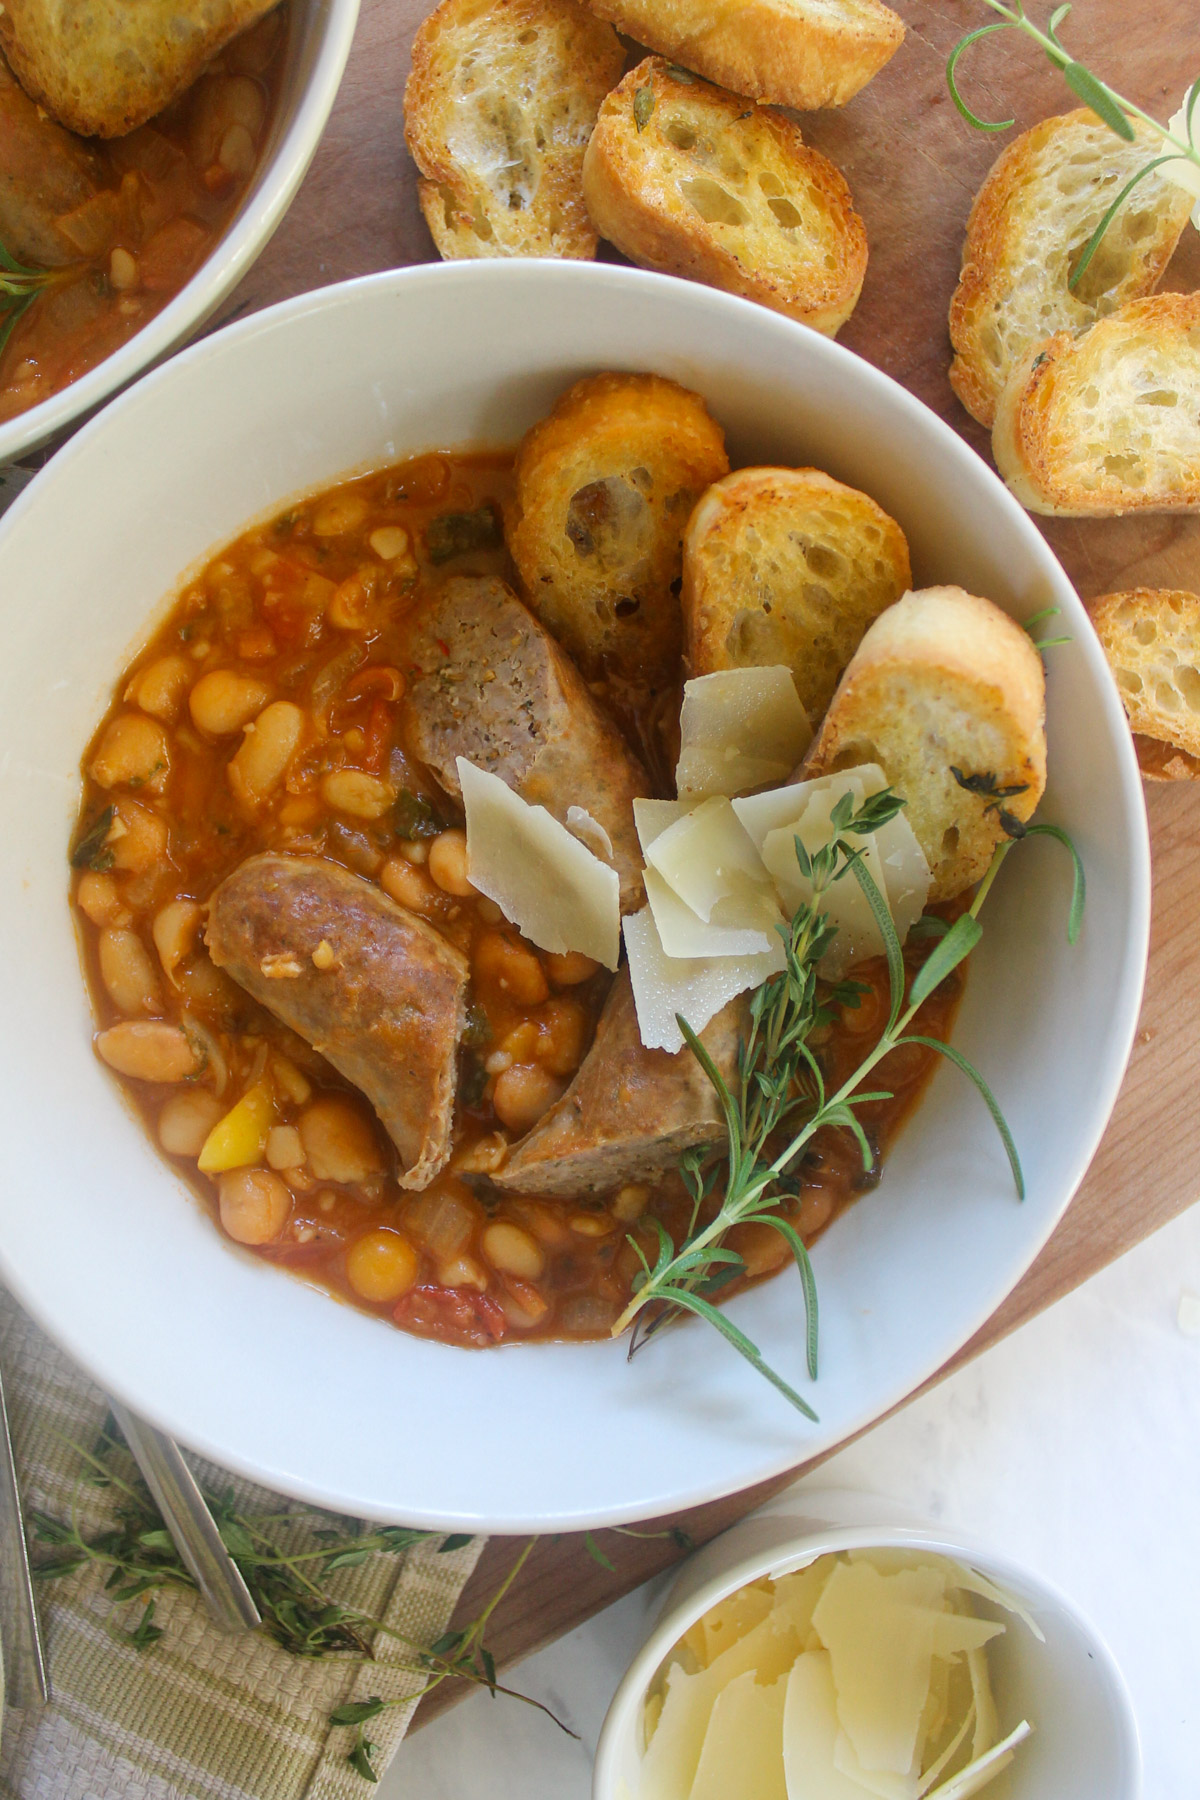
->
[1090,587,1200,766]
[582,58,868,334]
[583,0,904,111]
[682,466,911,722]
[993,293,1200,517]
[950,110,1192,429]
[803,586,1047,901]
[404,0,624,261]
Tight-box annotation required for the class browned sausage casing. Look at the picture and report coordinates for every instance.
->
[401,576,650,912]
[494,971,744,1196]
[206,854,469,1190]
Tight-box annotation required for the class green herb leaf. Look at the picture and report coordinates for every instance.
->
[425,504,502,565]
[1019,822,1086,944]
[663,1287,819,1420]
[439,1533,473,1553]
[907,913,981,1011]
[392,789,442,840]
[845,847,905,1034]
[125,1599,164,1651]
[584,1531,615,1572]
[1068,156,1177,290]
[945,23,1019,131]
[1062,61,1135,138]
[348,1735,380,1782]
[70,805,116,870]
[900,1033,1024,1198]
[633,84,655,131]
[330,1698,386,1726]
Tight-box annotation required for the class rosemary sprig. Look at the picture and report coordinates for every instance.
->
[0,239,61,364]
[947,4,1200,289]
[29,1417,572,1783]
[614,791,1082,1412]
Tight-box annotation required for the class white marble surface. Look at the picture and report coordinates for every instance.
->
[383,1203,1200,1800]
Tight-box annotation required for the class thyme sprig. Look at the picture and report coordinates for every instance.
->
[29,1417,571,1783]
[0,240,61,363]
[947,4,1200,290]
[614,790,1078,1413]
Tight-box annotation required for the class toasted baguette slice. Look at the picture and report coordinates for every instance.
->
[682,467,911,722]
[803,586,1046,901]
[508,370,729,688]
[583,0,903,111]
[950,111,1192,429]
[582,58,868,335]
[405,0,624,260]
[0,0,277,137]
[993,294,1200,517]
[1089,588,1200,765]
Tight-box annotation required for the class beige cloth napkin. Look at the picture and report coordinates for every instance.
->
[0,1297,485,1800]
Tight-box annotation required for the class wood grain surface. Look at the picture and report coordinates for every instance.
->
[179,0,1200,1715]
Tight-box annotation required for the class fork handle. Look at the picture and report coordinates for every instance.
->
[108,1402,261,1634]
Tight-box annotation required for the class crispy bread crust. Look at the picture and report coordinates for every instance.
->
[1090,587,1200,763]
[508,370,729,689]
[585,0,903,110]
[405,0,624,260]
[949,110,1191,429]
[804,585,1047,901]
[682,465,911,721]
[0,0,277,138]
[582,58,868,334]
[993,293,1200,517]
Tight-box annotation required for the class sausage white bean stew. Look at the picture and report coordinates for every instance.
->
[70,445,961,1351]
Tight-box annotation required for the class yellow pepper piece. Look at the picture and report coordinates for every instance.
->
[197,1082,274,1174]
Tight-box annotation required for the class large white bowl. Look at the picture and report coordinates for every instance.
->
[0,0,360,463]
[594,1488,1142,1800]
[0,262,1148,1530]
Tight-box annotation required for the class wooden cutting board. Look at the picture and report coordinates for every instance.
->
[212,0,1200,1712]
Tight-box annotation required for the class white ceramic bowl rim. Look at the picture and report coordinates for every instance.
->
[0,261,1151,1530]
[0,0,362,464]
[593,1490,1142,1800]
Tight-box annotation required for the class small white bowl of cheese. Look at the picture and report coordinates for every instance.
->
[593,1487,1140,1800]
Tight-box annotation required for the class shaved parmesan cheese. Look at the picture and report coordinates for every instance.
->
[690,1670,788,1800]
[811,1561,945,1775]
[639,1608,808,1800]
[676,667,812,802]
[458,759,620,969]
[566,805,614,861]
[634,797,690,855]
[623,906,784,1054]
[645,796,779,927]
[646,869,775,960]
[945,1563,1045,1644]
[638,1553,1033,1800]
[782,1652,876,1800]
[685,1585,776,1670]
[734,767,930,978]
[923,1720,1032,1800]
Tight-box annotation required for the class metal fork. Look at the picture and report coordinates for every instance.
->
[0,1356,50,1706]
[108,1403,261,1634]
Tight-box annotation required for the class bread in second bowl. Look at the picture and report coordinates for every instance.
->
[582,57,868,335]
[405,0,624,261]
[993,292,1200,517]
[682,466,911,722]
[803,585,1047,901]
[583,0,904,111]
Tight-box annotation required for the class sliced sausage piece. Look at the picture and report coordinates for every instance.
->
[206,854,469,1190]
[493,970,743,1197]
[401,576,650,912]
[0,59,104,266]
